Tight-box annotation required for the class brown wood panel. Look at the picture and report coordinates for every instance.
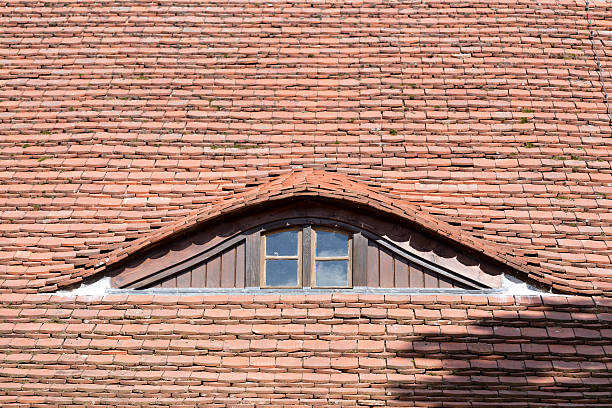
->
[352,232,368,287]
[176,269,191,288]
[245,231,260,287]
[379,247,394,288]
[235,241,245,288]
[206,255,221,288]
[394,256,409,287]
[366,241,379,287]
[112,235,228,288]
[424,269,439,288]
[141,242,246,289]
[302,226,311,288]
[438,275,454,288]
[221,248,236,288]
[191,263,206,288]
[139,238,469,290]
[161,275,176,288]
[409,263,424,288]
[150,242,463,290]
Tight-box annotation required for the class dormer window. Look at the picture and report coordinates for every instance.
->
[109,199,511,291]
[262,227,352,289]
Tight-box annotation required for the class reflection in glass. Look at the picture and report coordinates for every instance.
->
[316,260,348,287]
[266,259,298,287]
[266,230,298,256]
[316,230,348,257]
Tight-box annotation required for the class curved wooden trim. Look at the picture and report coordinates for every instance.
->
[115,236,247,289]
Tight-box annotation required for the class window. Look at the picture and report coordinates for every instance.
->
[261,226,352,288]
[312,228,351,288]
[261,229,302,288]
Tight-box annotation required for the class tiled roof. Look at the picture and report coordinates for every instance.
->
[87,169,555,292]
[0,0,612,294]
[0,294,610,406]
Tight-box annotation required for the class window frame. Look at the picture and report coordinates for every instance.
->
[310,227,353,289]
[260,225,353,289]
[260,227,303,289]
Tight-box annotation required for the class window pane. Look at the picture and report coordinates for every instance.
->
[266,230,298,256]
[316,230,348,257]
[315,260,348,287]
[265,259,298,287]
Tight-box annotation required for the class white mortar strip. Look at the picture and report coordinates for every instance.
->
[56,274,550,297]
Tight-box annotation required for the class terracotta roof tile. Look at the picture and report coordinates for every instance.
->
[0,294,576,404]
[0,0,611,293]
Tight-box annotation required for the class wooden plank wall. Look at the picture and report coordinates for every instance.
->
[144,238,462,289]
[146,241,246,289]
[365,240,460,289]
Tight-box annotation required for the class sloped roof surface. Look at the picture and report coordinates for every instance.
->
[0,294,611,406]
[0,0,612,294]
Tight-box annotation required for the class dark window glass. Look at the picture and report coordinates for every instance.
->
[315,260,349,287]
[266,230,298,256]
[316,230,349,257]
[265,259,299,287]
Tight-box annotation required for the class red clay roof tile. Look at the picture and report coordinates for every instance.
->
[0,0,611,295]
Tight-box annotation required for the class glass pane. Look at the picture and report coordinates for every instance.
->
[265,259,298,287]
[315,260,349,287]
[266,230,298,257]
[316,230,349,257]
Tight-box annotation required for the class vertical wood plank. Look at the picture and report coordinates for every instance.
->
[379,247,394,288]
[352,232,368,287]
[176,270,191,288]
[191,263,206,288]
[221,247,236,288]
[302,226,311,288]
[409,263,424,288]
[161,275,176,288]
[206,255,221,288]
[235,241,245,288]
[424,269,438,288]
[438,275,453,288]
[245,231,260,287]
[394,256,409,288]
[366,241,379,287]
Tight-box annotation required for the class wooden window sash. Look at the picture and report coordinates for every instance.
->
[311,228,353,289]
[260,228,302,289]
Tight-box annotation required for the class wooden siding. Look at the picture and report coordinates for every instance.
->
[363,239,465,289]
[142,235,469,289]
[144,241,246,289]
